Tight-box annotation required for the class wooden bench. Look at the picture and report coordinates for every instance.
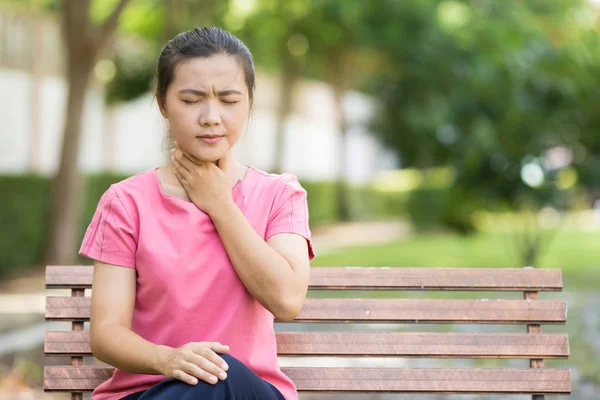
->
[44,265,571,399]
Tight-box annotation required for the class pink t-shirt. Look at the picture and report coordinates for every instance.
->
[79,165,315,400]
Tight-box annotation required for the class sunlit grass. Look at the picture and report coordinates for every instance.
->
[312,230,600,289]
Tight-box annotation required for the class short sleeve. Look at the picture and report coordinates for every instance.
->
[265,176,316,260]
[79,186,138,268]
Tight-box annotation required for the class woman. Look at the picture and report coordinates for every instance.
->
[80,27,315,400]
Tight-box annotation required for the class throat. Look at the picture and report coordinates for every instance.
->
[156,163,248,201]
[156,165,192,202]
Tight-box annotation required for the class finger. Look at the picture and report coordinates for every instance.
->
[173,369,199,386]
[192,344,229,371]
[175,150,197,171]
[183,360,221,384]
[173,164,186,184]
[172,152,191,173]
[187,354,227,381]
[180,363,220,385]
[203,348,230,372]
[179,147,205,166]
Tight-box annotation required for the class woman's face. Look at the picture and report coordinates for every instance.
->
[159,53,250,162]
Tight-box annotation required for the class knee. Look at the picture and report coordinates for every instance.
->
[220,353,249,376]
[220,353,241,368]
[160,355,247,394]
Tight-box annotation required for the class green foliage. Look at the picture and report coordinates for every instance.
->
[105,0,231,104]
[0,175,51,273]
[0,173,128,275]
[405,188,447,232]
[105,40,157,105]
[0,0,60,12]
[78,172,131,242]
[7,0,600,237]
[300,180,409,226]
[367,0,600,223]
[300,181,339,226]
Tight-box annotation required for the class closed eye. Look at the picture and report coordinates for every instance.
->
[182,100,198,104]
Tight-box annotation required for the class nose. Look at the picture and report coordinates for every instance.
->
[199,100,221,127]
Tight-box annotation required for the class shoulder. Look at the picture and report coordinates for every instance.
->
[101,169,157,216]
[109,168,156,196]
[248,165,306,195]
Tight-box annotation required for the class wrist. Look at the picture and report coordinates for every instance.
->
[153,344,173,376]
[209,198,238,222]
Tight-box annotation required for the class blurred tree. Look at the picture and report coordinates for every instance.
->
[297,0,384,221]
[229,0,312,174]
[367,0,600,233]
[45,0,130,265]
[105,0,229,105]
[232,0,384,219]
[302,1,355,221]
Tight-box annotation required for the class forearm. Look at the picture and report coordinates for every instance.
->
[210,201,300,320]
[91,323,171,375]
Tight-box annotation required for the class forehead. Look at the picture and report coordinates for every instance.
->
[170,54,246,92]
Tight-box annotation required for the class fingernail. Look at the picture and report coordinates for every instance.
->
[222,363,228,371]
[219,372,227,380]
[210,376,218,384]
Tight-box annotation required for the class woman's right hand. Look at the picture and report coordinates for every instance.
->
[156,342,230,385]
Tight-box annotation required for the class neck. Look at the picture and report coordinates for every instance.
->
[164,161,246,188]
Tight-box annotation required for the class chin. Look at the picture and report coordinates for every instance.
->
[191,149,225,163]
[184,138,231,162]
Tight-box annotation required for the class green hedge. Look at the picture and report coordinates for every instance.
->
[0,175,52,272]
[302,181,411,225]
[78,172,130,243]
[0,173,130,275]
[300,181,339,225]
[0,173,410,273]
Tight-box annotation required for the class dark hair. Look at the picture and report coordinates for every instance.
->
[156,27,255,110]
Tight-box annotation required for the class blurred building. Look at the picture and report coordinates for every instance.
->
[0,9,397,184]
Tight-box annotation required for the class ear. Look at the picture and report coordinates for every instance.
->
[156,95,168,118]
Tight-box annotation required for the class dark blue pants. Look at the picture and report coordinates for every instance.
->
[120,354,286,400]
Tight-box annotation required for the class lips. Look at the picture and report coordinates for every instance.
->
[197,135,224,144]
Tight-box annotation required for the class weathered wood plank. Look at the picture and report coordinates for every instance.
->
[46,266,564,291]
[44,367,571,394]
[46,297,568,324]
[45,331,570,359]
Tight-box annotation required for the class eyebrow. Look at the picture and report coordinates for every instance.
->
[178,89,243,96]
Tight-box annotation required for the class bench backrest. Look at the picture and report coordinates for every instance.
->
[44,266,571,400]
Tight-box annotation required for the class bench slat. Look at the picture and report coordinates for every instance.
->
[44,366,571,394]
[277,332,570,357]
[44,366,113,391]
[309,267,563,291]
[286,367,572,393]
[45,297,567,324]
[46,266,563,291]
[45,331,570,358]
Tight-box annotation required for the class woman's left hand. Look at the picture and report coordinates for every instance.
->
[171,144,233,215]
